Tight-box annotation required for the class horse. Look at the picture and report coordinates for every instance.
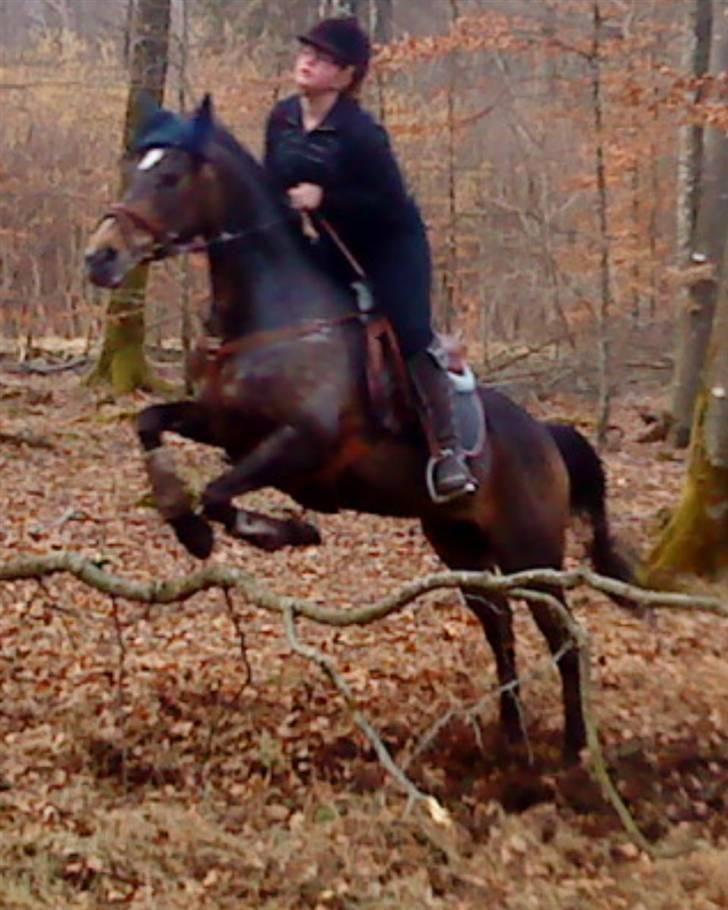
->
[85,95,634,765]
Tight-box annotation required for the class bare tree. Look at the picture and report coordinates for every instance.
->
[87,0,172,393]
[647,223,728,582]
[669,0,727,447]
[590,0,615,446]
[369,0,393,43]
[318,0,363,17]
[440,0,462,333]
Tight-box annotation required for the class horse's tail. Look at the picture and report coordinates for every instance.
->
[545,422,636,593]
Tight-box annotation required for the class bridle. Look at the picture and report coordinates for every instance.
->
[103,203,172,262]
[99,200,288,265]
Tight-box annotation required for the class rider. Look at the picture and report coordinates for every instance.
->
[263,16,478,503]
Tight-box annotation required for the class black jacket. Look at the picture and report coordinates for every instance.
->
[263,93,433,356]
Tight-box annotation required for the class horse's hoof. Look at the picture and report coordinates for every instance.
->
[245,520,320,552]
[286,519,321,547]
[170,513,214,559]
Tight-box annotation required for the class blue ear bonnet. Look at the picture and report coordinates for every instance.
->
[132,94,214,157]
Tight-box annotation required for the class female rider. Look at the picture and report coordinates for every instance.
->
[263,16,477,503]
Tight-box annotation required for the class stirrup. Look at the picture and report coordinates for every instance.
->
[425,450,478,505]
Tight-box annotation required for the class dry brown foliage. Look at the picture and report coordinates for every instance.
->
[0,364,726,908]
[0,6,692,380]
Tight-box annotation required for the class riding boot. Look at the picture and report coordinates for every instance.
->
[407,349,478,503]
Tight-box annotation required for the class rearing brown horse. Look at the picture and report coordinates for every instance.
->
[85,96,633,764]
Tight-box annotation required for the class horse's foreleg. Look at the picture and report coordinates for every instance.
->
[137,402,216,559]
[201,424,322,551]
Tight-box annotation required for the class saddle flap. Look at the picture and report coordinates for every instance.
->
[364,318,485,457]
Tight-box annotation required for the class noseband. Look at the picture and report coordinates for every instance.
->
[102,203,177,262]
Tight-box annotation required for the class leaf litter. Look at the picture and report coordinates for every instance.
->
[0,369,726,909]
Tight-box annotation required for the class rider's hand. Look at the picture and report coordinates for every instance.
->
[288,182,323,211]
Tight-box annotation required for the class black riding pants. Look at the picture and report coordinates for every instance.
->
[305,207,435,359]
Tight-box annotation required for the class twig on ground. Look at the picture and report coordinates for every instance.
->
[109,595,129,792]
[406,637,573,770]
[8,356,90,375]
[282,605,446,820]
[222,587,253,689]
[0,430,55,450]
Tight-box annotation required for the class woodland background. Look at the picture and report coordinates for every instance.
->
[1,2,727,909]
[1,0,684,386]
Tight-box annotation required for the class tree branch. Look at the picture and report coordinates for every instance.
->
[282,605,444,821]
[1,552,725,621]
[1,550,725,853]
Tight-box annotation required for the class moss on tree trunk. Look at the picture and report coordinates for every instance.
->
[86,267,156,393]
[87,0,171,396]
[644,390,728,587]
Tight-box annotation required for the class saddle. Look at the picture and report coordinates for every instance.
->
[358,292,485,457]
[186,287,486,459]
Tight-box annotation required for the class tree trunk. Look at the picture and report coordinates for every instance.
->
[704,257,728,471]
[370,0,393,43]
[318,0,362,17]
[86,0,171,394]
[669,0,722,447]
[590,0,614,447]
[176,0,194,394]
[440,0,461,334]
[645,213,728,586]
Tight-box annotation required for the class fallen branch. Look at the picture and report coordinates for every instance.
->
[8,356,90,375]
[1,553,725,621]
[1,551,725,854]
[283,605,442,821]
[0,430,55,450]
[511,587,685,859]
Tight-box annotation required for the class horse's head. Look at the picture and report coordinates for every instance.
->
[85,95,221,288]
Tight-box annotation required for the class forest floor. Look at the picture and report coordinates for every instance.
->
[0,358,726,910]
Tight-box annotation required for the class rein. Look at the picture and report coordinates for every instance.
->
[103,203,369,284]
[100,203,288,262]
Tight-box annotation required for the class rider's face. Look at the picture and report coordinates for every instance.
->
[294,45,354,95]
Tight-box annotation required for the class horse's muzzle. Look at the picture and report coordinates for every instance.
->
[85,246,127,289]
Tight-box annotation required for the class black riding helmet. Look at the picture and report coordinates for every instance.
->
[297,17,371,84]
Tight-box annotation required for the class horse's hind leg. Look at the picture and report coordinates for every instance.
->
[525,589,586,764]
[463,590,527,751]
[496,534,586,764]
[137,402,215,559]
[421,520,528,753]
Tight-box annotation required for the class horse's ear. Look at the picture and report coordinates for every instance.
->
[190,93,215,155]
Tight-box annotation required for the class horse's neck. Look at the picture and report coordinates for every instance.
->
[207,226,348,340]
[204,143,350,339]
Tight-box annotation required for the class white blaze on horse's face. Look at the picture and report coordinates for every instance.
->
[138,148,166,171]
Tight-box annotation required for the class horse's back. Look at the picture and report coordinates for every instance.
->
[478,385,555,455]
[476,383,570,524]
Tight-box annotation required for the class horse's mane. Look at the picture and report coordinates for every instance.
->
[208,120,262,178]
